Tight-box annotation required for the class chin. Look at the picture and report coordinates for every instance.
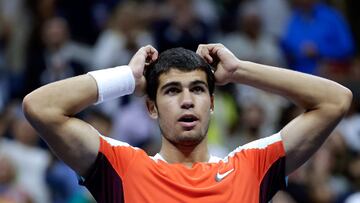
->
[175,131,205,146]
[160,124,208,147]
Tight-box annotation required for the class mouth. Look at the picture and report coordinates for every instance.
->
[178,114,199,129]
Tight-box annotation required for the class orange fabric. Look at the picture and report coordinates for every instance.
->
[96,134,286,203]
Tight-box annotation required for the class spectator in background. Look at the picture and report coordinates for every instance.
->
[206,84,239,157]
[0,0,31,73]
[226,103,266,150]
[220,1,285,67]
[0,155,33,203]
[56,0,100,45]
[91,0,121,32]
[92,1,154,69]
[24,17,92,94]
[281,0,354,75]
[110,97,160,155]
[213,0,242,34]
[92,1,154,116]
[306,143,342,203]
[0,0,32,100]
[257,0,291,40]
[46,154,95,203]
[220,1,288,139]
[153,0,210,52]
[40,18,92,83]
[0,103,50,203]
[192,0,219,31]
[343,154,360,203]
[335,100,360,154]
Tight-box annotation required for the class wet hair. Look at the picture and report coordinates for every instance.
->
[144,47,215,101]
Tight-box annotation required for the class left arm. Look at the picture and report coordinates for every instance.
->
[197,44,352,175]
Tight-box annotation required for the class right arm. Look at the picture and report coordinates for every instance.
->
[196,44,352,175]
[23,45,158,176]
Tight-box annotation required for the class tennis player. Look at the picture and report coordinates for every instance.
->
[23,44,352,202]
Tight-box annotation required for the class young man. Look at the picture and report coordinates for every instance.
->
[23,44,352,202]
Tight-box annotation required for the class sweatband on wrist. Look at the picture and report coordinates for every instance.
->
[87,65,135,104]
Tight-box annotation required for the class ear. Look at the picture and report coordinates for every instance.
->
[210,95,214,113]
[146,98,158,119]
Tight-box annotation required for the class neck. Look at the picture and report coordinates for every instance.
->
[159,136,210,168]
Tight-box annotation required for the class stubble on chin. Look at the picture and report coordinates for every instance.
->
[160,126,206,147]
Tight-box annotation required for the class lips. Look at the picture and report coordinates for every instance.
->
[178,114,199,129]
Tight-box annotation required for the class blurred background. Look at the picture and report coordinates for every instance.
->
[0,0,359,202]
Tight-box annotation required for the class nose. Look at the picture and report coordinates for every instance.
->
[180,89,194,109]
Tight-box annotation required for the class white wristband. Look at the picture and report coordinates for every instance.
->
[88,65,135,104]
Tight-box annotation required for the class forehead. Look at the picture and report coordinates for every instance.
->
[158,69,208,87]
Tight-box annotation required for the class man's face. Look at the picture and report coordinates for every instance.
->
[147,69,214,147]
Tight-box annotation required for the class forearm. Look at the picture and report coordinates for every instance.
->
[23,75,98,123]
[22,46,156,176]
[232,60,352,111]
[197,43,352,175]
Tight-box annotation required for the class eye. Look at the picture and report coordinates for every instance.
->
[191,86,205,94]
[165,87,181,95]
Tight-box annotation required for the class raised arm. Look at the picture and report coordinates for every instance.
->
[23,45,158,176]
[197,43,352,175]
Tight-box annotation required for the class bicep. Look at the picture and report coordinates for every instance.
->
[281,107,343,175]
[40,116,100,176]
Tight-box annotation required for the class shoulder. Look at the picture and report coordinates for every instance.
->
[223,133,285,162]
[100,135,133,147]
[99,135,146,159]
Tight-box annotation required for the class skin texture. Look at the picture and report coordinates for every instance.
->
[23,44,352,177]
[23,46,158,176]
[146,69,214,166]
[197,43,352,174]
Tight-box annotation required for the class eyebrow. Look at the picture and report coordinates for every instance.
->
[160,82,181,92]
[160,80,208,92]
[190,80,208,87]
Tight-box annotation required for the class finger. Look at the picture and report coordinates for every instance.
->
[205,55,213,64]
[132,47,147,63]
[144,45,157,54]
[203,43,224,63]
[209,44,223,55]
[196,44,213,63]
[138,45,154,56]
[150,48,158,62]
[196,44,205,55]
[130,46,153,69]
[143,45,159,63]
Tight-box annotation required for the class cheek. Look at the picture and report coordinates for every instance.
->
[199,97,212,112]
[157,99,176,116]
[157,110,177,137]
[157,100,178,126]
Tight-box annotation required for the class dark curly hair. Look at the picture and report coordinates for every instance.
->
[144,47,215,101]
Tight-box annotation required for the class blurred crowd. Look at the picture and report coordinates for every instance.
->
[0,0,359,202]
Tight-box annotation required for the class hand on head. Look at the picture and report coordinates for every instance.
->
[196,43,239,85]
[129,45,158,96]
[128,43,240,96]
